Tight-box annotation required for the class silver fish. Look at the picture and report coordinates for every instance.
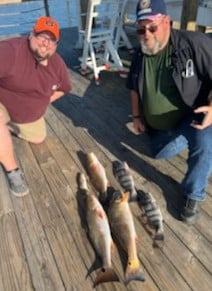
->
[112,160,137,201]
[108,191,145,285]
[137,190,164,244]
[78,173,119,287]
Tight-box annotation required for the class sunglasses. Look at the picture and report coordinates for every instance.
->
[136,17,165,35]
[136,25,158,35]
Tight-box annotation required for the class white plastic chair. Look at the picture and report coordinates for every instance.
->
[114,0,134,53]
[79,0,127,85]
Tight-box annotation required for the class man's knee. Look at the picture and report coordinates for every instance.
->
[13,117,47,144]
[25,133,47,144]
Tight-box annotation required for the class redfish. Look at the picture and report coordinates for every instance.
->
[108,191,145,285]
[86,152,108,203]
[78,173,119,287]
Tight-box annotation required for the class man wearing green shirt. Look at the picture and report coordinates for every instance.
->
[127,0,212,224]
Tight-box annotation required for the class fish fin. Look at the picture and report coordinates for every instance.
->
[125,258,145,285]
[110,240,116,253]
[121,191,130,202]
[93,267,120,288]
[154,231,164,241]
[153,229,165,248]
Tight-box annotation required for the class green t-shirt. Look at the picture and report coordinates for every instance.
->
[143,43,190,130]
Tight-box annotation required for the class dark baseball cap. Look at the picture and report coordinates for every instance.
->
[136,0,167,22]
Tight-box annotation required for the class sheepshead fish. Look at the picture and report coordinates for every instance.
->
[112,160,137,201]
[78,173,119,287]
[86,152,108,203]
[137,191,164,245]
[108,191,145,285]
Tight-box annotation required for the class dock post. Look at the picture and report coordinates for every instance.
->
[43,0,50,16]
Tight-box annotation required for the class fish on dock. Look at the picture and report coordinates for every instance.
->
[108,190,145,285]
[137,190,164,245]
[86,152,109,203]
[112,160,137,201]
[77,173,119,288]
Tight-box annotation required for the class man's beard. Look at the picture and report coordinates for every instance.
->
[32,49,50,62]
[140,39,162,56]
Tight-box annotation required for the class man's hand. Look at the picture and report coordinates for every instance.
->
[133,118,146,134]
[50,91,64,103]
[191,105,212,130]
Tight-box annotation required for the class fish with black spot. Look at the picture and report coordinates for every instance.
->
[108,190,145,285]
[77,172,119,287]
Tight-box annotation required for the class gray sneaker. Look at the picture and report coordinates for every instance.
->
[7,169,29,197]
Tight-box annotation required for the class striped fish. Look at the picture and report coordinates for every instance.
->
[112,160,137,201]
[137,190,164,245]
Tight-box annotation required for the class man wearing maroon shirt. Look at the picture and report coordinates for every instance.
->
[0,16,72,197]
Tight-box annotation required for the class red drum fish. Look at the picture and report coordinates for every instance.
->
[86,152,108,203]
[78,173,119,287]
[108,191,145,285]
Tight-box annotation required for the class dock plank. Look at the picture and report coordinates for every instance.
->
[0,211,33,291]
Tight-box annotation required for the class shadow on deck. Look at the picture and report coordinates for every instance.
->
[0,27,211,291]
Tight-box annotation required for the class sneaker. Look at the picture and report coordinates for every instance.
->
[7,168,29,197]
[181,197,201,224]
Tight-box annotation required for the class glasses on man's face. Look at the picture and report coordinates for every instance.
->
[35,34,58,46]
[136,17,165,35]
[137,24,158,35]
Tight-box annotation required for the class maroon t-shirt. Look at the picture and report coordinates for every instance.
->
[0,36,71,123]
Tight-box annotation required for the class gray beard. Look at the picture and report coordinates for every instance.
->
[140,39,161,55]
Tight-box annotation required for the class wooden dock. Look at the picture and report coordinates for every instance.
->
[0,27,211,291]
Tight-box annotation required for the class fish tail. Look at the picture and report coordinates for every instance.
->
[153,227,165,247]
[93,267,119,288]
[125,258,145,285]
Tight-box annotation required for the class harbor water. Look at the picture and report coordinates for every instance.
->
[0,0,77,36]
[0,0,211,37]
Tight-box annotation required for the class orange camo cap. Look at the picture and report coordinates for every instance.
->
[33,16,60,41]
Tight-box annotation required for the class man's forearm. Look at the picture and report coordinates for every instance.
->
[131,90,141,117]
[50,91,64,103]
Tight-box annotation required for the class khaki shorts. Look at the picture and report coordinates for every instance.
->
[0,103,46,143]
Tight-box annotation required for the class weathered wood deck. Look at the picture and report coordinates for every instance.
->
[0,27,211,291]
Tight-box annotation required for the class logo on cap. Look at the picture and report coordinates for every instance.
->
[140,0,151,9]
[45,20,55,27]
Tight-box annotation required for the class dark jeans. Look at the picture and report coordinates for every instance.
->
[147,115,212,201]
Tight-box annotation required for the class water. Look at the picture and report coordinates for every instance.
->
[0,0,78,36]
[0,0,211,37]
